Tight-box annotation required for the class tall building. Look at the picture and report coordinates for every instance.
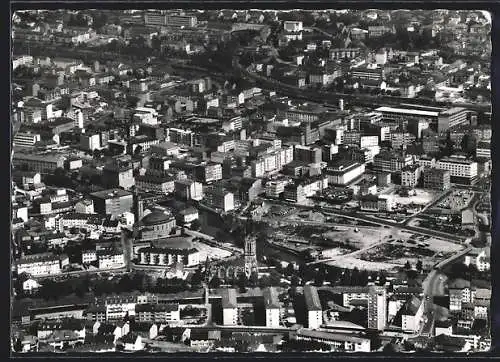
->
[368,285,386,331]
[222,288,238,326]
[90,189,134,217]
[263,287,281,327]
[437,107,469,133]
[243,219,258,278]
[423,168,451,191]
[304,285,322,329]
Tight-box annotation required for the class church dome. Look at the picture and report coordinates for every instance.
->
[141,210,171,226]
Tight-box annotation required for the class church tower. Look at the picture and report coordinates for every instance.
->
[244,230,258,278]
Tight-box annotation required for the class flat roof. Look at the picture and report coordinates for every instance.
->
[297,328,368,344]
[90,188,133,199]
[376,106,439,117]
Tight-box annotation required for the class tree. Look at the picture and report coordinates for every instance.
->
[237,273,247,292]
[13,338,22,352]
[190,219,201,231]
[416,260,423,273]
[404,260,412,270]
[209,275,221,289]
[249,271,259,286]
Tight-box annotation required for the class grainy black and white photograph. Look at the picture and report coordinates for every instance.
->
[10,8,492,354]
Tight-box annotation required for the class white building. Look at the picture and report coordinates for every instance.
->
[16,253,69,276]
[304,285,322,330]
[368,286,386,331]
[222,289,238,326]
[401,296,424,332]
[98,250,125,269]
[75,199,94,214]
[263,287,281,328]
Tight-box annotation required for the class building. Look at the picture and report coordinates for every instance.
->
[304,285,322,330]
[325,161,365,186]
[373,151,414,173]
[294,329,370,352]
[283,21,303,32]
[16,253,69,277]
[138,245,200,267]
[13,132,42,148]
[476,140,491,159]
[135,173,175,195]
[401,164,422,188]
[437,107,469,133]
[98,250,125,269]
[102,162,135,190]
[401,296,424,332]
[203,186,234,212]
[263,287,281,328]
[375,106,439,128]
[294,145,322,164]
[135,303,180,323]
[423,168,451,191]
[435,156,477,185]
[138,211,177,241]
[80,133,101,151]
[90,189,134,217]
[448,278,472,311]
[222,289,238,326]
[351,66,385,82]
[174,179,203,201]
[13,152,66,174]
[367,286,386,331]
[368,25,394,37]
[196,163,223,183]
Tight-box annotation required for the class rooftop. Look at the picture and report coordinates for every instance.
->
[90,188,133,199]
[304,285,322,311]
[376,106,440,117]
[221,288,237,309]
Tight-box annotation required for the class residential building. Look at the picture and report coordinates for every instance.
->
[304,285,322,330]
[16,253,69,277]
[294,329,370,352]
[13,152,66,174]
[174,179,203,201]
[135,303,180,323]
[423,168,451,191]
[448,278,472,311]
[97,250,125,269]
[401,164,422,188]
[263,287,281,328]
[368,286,386,331]
[437,107,469,133]
[203,186,234,212]
[222,289,238,326]
[325,161,365,186]
[90,189,134,217]
[435,156,477,185]
[401,296,424,332]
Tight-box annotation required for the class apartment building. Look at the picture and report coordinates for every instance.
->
[304,285,322,330]
[16,253,69,277]
[423,167,451,191]
[435,156,477,185]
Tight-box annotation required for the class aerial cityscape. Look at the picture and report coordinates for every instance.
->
[10,9,492,354]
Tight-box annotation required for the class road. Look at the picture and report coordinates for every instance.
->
[417,246,472,337]
[401,189,453,226]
